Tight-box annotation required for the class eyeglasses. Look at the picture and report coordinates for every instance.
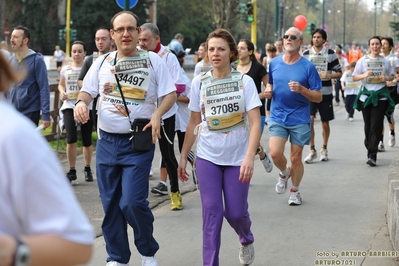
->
[283,35,298,40]
[112,27,139,34]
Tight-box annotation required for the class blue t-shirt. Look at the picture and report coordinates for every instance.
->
[268,56,322,126]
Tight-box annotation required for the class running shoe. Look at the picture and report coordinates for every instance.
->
[239,244,254,266]
[304,150,317,164]
[170,191,183,210]
[378,141,385,152]
[275,168,290,194]
[389,134,396,147]
[151,182,168,195]
[288,189,302,205]
[320,148,329,161]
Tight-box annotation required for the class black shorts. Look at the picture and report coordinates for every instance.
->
[56,61,62,68]
[309,94,335,122]
[63,109,93,146]
[389,87,399,105]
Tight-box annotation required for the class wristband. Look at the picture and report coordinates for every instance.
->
[13,238,30,266]
[74,99,86,106]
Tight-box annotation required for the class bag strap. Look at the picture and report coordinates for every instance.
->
[113,52,132,125]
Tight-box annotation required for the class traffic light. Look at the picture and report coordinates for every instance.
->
[307,23,316,35]
[71,29,77,41]
[58,29,66,41]
[246,3,254,23]
[238,3,248,21]
[310,23,316,34]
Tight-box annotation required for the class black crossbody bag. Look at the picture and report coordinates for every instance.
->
[114,73,152,152]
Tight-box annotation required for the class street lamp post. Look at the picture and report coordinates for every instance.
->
[322,0,325,29]
[374,1,377,35]
[66,0,71,56]
[343,0,346,46]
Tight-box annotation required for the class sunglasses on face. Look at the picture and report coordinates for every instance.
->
[283,35,298,40]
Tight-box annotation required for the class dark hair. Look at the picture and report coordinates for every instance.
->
[381,37,394,48]
[110,11,140,29]
[239,39,256,62]
[206,28,238,63]
[14,25,31,43]
[312,29,327,41]
[336,44,342,49]
[368,36,381,46]
[350,62,356,68]
[176,51,186,67]
[95,27,111,41]
[71,40,87,52]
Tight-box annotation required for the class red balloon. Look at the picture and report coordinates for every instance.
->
[294,15,307,31]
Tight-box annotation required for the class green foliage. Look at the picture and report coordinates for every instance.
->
[390,22,399,41]
[157,0,214,51]
[48,132,98,151]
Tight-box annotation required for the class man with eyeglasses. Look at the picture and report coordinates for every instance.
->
[6,25,51,130]
[302,29,342,164]
[78,27,115,131]
[264,27,322,206]
[74,11,177,266]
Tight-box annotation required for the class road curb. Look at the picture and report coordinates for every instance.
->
[387,153,399,252]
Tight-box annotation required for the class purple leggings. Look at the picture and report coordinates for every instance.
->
[196,157,254,266]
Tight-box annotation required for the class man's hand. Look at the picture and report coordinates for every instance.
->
[41,120,51,130]
[73,101,90,124]
[264,86,273,99]
[144,114,161,144]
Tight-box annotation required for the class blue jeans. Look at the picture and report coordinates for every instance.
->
[96,130,159,263]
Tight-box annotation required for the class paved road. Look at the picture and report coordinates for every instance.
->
[60,98,399,265]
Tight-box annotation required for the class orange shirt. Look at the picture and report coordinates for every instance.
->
[348,49,363,63]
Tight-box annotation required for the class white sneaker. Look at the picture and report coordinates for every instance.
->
[239,243,254,265]
[141,255,158,266]
[389,134,396,147]
[378,141,385,152]
[260,152,273,173]
[275,168,290,194]
[106,262,129,266]
[349,117,354,122]
[288,190,302,205]
[320,148,328,161]
[304,150,317,164]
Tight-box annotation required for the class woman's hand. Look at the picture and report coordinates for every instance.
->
[239,155,255,183]
[178,157,189,182]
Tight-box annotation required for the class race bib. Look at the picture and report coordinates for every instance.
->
[366,56,385,84]
[309,53,328,81]
[201,71,245,132]
[106,50,151,104]
[65,67,80,100]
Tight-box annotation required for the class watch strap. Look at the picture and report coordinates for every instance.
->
[13,238,30,266]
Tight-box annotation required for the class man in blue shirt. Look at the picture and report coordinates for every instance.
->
[265,27,322,206]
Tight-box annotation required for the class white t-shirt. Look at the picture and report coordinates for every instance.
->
[341,69,360,95]
[60,65,93,111]
[194,60,212,77]
[175,68,191,132]
[0,101,94,244]
[156,45,181,120]
[81,50,176,134]
[189,72,261,166]
[352,55,395,102]
[54,49,64,62]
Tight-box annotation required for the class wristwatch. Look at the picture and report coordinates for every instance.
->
[74,99,86,106]
[13,238,30,266]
